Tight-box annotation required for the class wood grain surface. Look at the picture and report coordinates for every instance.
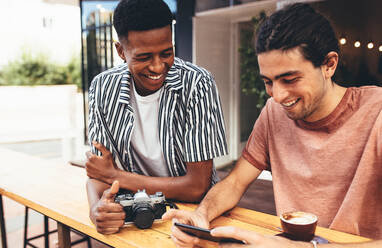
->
[0,148,371,247]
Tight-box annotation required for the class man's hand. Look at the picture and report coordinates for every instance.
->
[211,226,305,248]
[86,141,119,184]
[162,209,210,247]
[89,180,126,234]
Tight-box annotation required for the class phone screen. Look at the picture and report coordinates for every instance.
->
[174,223,245,244]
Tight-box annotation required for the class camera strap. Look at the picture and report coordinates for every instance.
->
[164,201,179,209]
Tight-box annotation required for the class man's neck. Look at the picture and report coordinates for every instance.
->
[326,82,347,115]
[305,82,347,122]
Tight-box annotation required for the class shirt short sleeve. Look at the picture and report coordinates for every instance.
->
[183,74,228,162]
[242,101,271,171]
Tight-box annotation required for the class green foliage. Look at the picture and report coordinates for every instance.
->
[0,52,81,89]
[239,11,268,110]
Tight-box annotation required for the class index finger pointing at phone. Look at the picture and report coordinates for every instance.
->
[162,209,185,220]
[162,210,209,229]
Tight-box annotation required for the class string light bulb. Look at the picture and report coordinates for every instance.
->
[379,45,382,52]
[340,38,346,45]
[354,41,361,48]
[367,42,374,49]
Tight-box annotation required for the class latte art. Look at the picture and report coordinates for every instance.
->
[281,211,317,225]
[288,216,316,225]
[280,211,318,241]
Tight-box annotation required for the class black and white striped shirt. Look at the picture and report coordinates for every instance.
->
[88,57,227,184]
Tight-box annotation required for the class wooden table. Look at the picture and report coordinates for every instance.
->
[0,148,371,248]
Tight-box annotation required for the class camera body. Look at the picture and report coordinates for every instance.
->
[115,189,167,229]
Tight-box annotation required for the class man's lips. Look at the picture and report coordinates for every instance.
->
[143,74,163,80]
[281,98,300,108]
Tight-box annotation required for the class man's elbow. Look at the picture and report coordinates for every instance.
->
[186,180,210,202]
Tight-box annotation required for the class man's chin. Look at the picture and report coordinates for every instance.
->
[135,79,165,95]
[285,111,304,121]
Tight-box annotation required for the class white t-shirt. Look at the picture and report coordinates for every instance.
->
[130,81,170,177]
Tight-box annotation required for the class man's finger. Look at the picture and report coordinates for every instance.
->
[218,242,243,248]
[104,181,119,202]
[85,150,93,159]
[96,227,120,235]
[95,219,125,228]
[162,209,184,221]
[171,223,200,246]
[163,210,209,230]
[96,203,124,214]
[93,141,110,156]
[171,234,195,248]
[110,180,119,194]
[211,226,255,244]
[162,209,196,222]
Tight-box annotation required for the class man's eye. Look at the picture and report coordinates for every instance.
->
[136,57,150,62]
[161,52,173,58]
[264,80,272,86]
[283,78,298,84]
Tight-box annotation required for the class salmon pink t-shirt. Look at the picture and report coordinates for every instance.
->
[242,86,382,239]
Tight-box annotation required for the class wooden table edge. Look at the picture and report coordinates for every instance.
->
[0,190,169,248]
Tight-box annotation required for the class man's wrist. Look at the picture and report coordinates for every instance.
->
[107,169,121,185]
[195,206,208,218]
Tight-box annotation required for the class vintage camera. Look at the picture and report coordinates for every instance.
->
[115,189,167,229]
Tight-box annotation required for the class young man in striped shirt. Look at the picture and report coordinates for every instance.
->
[85,0,227,234]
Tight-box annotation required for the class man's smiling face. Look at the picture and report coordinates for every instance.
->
[258,47,333,122]
[116,25,174,96]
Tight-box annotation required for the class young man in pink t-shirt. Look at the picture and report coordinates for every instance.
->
[163,3,382,248]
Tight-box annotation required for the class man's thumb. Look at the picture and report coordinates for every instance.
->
[106,180,120,200]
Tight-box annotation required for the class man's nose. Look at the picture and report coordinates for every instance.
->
[148,56,164,73]
[271,82,288,103]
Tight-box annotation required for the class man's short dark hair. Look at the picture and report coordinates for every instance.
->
[255,3,339,67]
[113,0,173,40]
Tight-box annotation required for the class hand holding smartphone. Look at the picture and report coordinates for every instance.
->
[174,222,245,244]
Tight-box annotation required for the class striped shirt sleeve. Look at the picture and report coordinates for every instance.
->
[183,74,228,162]
[88,74,113,157]
[88,74,122,161]
[88,75,102,156]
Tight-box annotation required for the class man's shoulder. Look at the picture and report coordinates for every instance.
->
[356,85,382,95]
[173,57,212,79]
[353,85,382,106]
[93,63,129,82]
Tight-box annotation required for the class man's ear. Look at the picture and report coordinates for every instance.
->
[115,41,126,62]
[322,51,338,79]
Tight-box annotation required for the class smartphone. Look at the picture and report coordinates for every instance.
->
[174,222,245,244]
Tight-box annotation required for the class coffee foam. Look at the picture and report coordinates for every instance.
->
[281,212,317,225]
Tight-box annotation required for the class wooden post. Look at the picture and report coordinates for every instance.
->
[57,222,71,248]
[0,195,7,248]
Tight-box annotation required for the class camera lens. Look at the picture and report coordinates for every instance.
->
[133,203,155,229]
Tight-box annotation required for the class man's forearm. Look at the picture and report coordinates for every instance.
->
[115,171,209,202]
[86,178,110,208]
[196,175,245,222]
[197,157,263,222]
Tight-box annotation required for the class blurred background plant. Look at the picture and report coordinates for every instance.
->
[238,11,268,111]
[0,51,81,89]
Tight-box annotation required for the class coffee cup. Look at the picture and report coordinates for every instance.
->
[280,211,318,241]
